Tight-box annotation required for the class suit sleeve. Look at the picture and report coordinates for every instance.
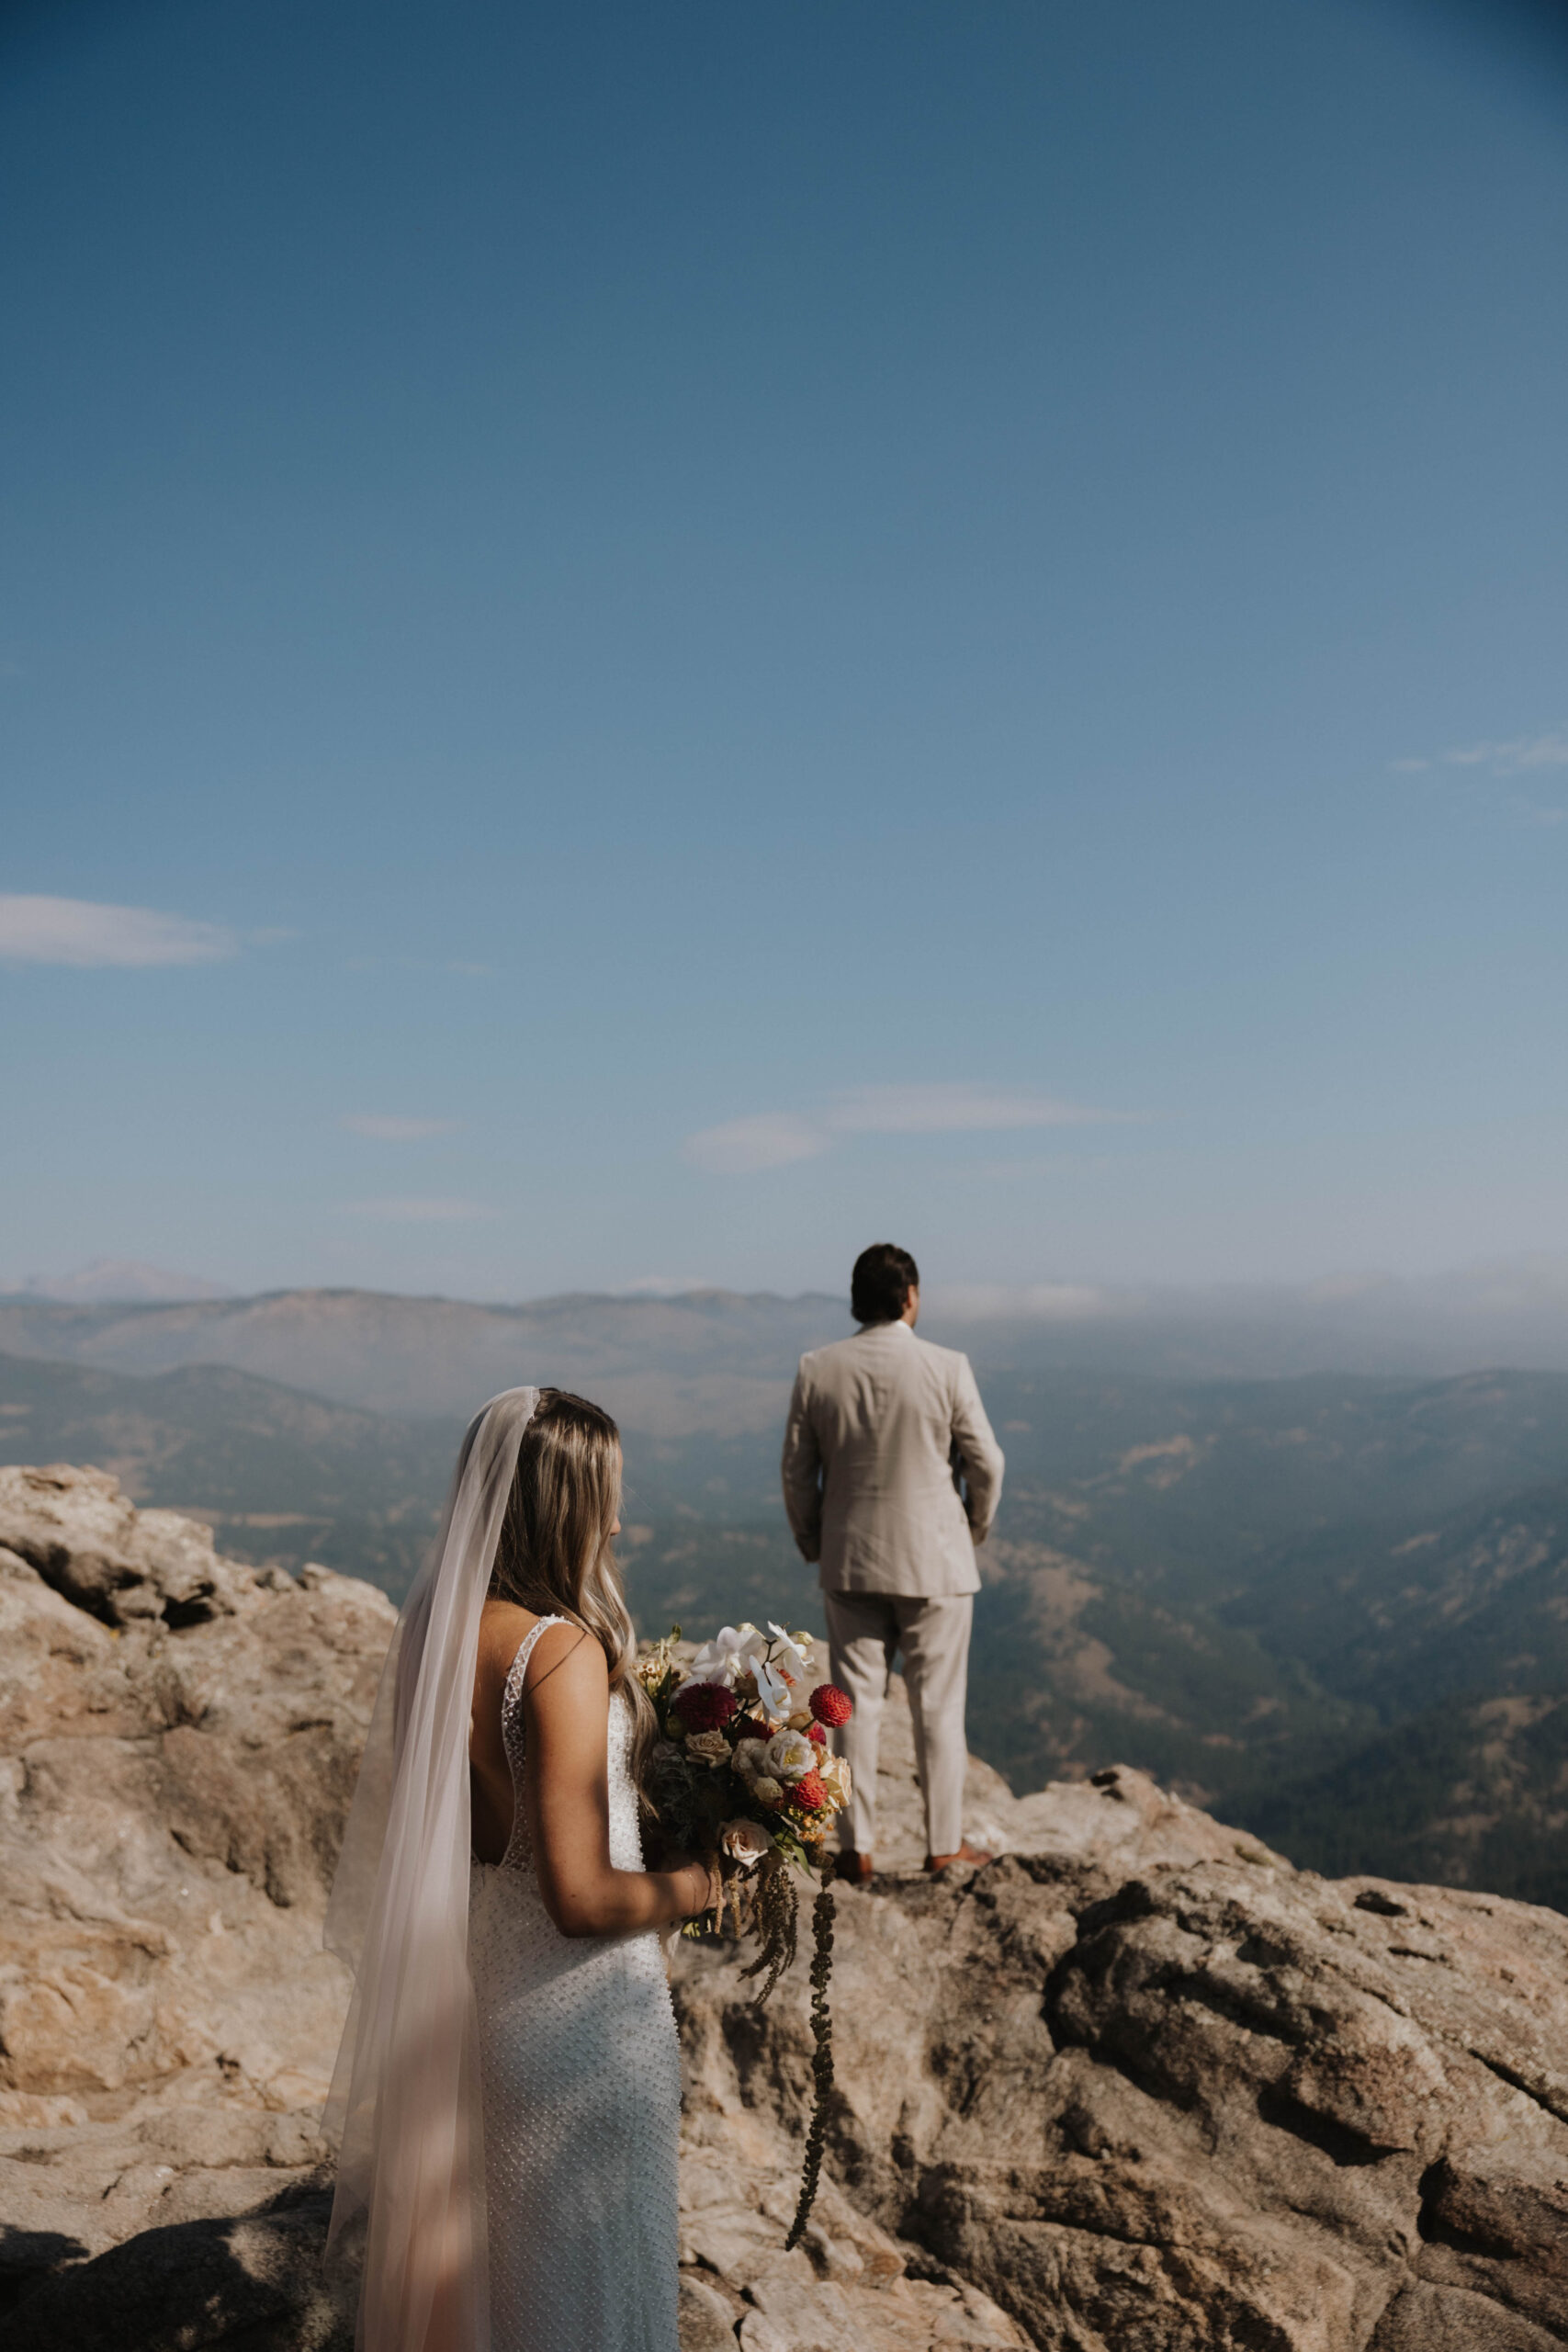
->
[951,1354,1005,1544]
[780,1363,824,1563]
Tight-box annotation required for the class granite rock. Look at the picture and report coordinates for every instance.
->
[673,1822,1568,2349]
[0,1465,393,2314]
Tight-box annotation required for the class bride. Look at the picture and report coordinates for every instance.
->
[324,1386,721,2352]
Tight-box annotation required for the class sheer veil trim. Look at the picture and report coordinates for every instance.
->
[323,1386,541,2352]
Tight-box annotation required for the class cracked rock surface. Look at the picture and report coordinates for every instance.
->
[6,1465,1568,2350]
[674,1808,1568,2349]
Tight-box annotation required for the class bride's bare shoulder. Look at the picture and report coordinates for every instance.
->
[476,1597,542,1690]
[475,1600,602,1693]
[525,1618,605,1701]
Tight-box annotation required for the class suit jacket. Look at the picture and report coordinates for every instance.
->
[780,1320,1005,1597]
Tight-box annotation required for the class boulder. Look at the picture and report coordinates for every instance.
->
[0,1465,394,2319]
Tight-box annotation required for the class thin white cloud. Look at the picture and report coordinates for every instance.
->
[1443,730,1568,775]
[0,894,237,967]
[342,1114,459,1140]
[825,1082,1115,1134]
[1391,729,1568,828]
[683,1083,1135,1174]
[345,1196,492,1222]
[682,1114,829,1176]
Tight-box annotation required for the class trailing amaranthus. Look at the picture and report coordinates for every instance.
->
[739,1849,800,2005]
[784,1871,837,2249]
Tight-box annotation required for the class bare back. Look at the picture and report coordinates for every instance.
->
[469,1598,590,1866]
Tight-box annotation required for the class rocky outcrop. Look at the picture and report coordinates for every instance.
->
[0,1465,390,2318]
[674,1812,1568,2348]
[6,1465,1568,2351]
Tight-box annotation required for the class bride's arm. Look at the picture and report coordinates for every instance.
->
[523,1625,717,1938]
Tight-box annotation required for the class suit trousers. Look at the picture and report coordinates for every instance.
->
[823,1589,974,1860]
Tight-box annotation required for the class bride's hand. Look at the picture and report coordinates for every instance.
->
[669,1851,723,1917]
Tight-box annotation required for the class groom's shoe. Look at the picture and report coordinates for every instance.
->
[924,1841,994,1875]
[834,1849,875,1884]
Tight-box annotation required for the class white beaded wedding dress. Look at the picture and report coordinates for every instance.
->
[324,1388,682,2352]
[468,1613,682,2352]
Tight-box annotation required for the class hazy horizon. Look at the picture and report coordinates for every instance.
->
[10,1246,1568,1312]
[9,1250,1568,1386]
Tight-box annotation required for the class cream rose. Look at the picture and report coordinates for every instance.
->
[762,1730,816,1783]
[751,1775,784,1805]
[731,1737,769,1781]
[684,1727,733,1769]
[718,1819,773,1871]
[818,1754,851,1801]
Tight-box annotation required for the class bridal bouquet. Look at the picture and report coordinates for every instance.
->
[637,1620,853,2243]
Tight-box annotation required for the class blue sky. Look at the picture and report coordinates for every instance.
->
[3,0,1566,1302]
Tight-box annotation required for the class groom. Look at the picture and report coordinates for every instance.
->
[781,1242,1005,1881]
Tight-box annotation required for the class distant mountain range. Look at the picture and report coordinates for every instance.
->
[7,1256,1568,1385]
[5,1282,1568,1906]
[0,1285,850,1428]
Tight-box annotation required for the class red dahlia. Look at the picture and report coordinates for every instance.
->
[792,1770,828,1812]
[809,1683,852,1727]
[672,1682,738,1733]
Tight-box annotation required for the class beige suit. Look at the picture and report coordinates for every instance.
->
[781,1320,1004,1858]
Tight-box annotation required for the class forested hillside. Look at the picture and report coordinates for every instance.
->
[4,1332,1568,1905]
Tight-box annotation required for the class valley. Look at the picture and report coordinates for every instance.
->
[4,1288,1568,1905]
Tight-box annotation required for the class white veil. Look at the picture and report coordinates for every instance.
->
[323,1385,541,2352]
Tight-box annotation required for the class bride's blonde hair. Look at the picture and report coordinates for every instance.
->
[490,1389,655,1794]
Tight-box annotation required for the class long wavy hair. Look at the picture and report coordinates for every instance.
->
[489,1389,655,1798]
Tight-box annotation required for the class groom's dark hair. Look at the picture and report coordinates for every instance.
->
[851,1242,919,1326]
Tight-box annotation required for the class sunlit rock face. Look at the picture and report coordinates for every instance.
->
[6,1464,1568,2352]
[674,1791,1568,2351]
[0,1465,391,2327]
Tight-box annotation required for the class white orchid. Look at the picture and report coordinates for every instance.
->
[751,1656,794,1718]
[750,1622,812,1719]
[680,1623,768,1693]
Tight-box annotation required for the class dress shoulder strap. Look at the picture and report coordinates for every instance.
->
[496,1618,570,1872]
[501,1612,568,1736]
